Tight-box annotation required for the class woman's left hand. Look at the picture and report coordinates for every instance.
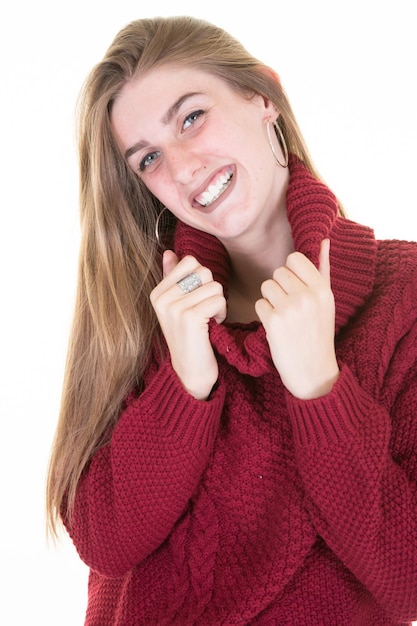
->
[255,239,340,399]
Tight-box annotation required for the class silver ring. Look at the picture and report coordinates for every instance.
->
[177,272,202,294]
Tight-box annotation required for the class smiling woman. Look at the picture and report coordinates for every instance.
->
[110,64,290,243]
[45,14,417,626]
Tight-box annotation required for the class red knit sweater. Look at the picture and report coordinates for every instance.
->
[66,158,417,625]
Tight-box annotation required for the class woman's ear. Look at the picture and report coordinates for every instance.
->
[261,66,281,87]
[258,66,282,118]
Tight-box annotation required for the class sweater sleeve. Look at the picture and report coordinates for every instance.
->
[286,325,417,622]
[65,358,225,578]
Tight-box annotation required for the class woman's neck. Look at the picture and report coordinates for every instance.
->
[225,214,294,323]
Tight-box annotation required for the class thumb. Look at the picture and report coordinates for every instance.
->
[318,238,331,285]
[162,250,179,278]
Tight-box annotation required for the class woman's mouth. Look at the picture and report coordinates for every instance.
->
[194,167,234,208]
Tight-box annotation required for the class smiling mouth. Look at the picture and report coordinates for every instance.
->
[194,167,234,207]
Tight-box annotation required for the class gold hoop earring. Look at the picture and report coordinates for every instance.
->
[155,206,172,247]
[266,117,289,168]
[155,206,167,247]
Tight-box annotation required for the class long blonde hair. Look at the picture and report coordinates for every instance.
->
[46,15,342,536]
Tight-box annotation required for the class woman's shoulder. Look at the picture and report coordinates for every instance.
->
[376,238,417,285]
[374,238,417,324]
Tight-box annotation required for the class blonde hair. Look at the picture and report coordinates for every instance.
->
[46,15,343,537]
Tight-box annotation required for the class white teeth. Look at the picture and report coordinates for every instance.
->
[201,191,213,204]
[197,170,233,207]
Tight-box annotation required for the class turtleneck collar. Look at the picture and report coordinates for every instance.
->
[173,155,377,376]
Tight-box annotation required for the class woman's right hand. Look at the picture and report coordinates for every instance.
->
[150,250,227,400]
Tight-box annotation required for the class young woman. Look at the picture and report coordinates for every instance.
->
[46,15,417,625]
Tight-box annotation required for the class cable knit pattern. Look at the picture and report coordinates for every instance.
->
[65,157,417,625]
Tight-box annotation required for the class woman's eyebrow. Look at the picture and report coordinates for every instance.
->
[125,140,149,160]
[161,92,202,125]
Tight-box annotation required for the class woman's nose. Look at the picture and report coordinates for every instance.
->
[165,144,202,184]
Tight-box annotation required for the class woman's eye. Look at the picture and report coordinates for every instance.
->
[182,109,204,131]
[139,151,161,172]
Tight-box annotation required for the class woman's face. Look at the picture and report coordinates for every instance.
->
[111,65,288,243]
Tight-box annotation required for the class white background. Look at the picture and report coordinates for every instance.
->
[1,1,416,624]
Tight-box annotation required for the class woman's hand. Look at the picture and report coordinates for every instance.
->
[150,251,227,400]
[255,239,339,399]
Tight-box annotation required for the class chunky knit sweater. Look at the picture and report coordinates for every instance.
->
[66,158,417,625]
